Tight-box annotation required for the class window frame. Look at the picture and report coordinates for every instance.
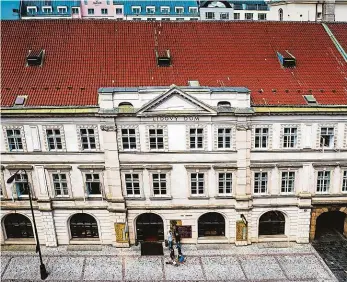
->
[88,8,95,15]
[220,12,230,20]
[280,124,301,149]
[282,127,298,148]
[315,170,331,194]
[27,6,37,14]
[186,125,207,150]
[101,8,108,15]
[215,169,235,197]
[131,6,141,14]
[82,171,104,198]
[253,171,269,195]
[175,6,184,14]
[77,125,100,151]
[8,170,34,199]
[47,170,72,198]
[189,7,198,14]
[342,170,347,193]
[189,171,206,196]
[43,125,66,152]
[149,170,171,198]
[245,13,254,20]
[3,126,27,152]
[258,13,267,20]
[72,7,80,14]
[121,170,144,199]
[205,11,215,19]
[160,6,170,14]
[280,170,296,194]
[42,6,52,13]
[214,124,235,150]
[252,125,272,150]
[57,6,67,14]
[234,13,240,20]
[118,125,140,152]
[115,7,123,14]
[146,125,168,151]
[317,124,337,149]
[146,6,155,14]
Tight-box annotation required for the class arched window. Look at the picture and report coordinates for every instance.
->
[278,8,283,21]
[198,212,225,237]
[4,213,34,239]
[70,213,99,239]
[259,211,285,236]
[136,213,164,242]
[118,102,134,113]
[217,101,231,107]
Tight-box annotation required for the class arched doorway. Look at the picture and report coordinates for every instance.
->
[136,213,164,242]
[198,212,225,237]
[70,213,99,239]
[259,211,285,236]
[315,211,346,240]
[4,213,34,239]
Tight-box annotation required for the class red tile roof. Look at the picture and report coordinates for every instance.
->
[1,20,347,107]
[328,23,347,57]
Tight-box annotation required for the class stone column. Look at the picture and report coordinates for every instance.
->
[39,210,58,247]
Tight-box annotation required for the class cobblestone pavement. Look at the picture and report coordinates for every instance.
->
[312,229,347,282]
[1,243,338,282]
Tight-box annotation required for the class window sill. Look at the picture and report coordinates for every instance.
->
[4,238,36,245]
[215,195,234,199]
[188,196,209,200]
[124,196,146,201]
[149,196,172,201]
[258,235,288,242]
[69,238,100,245]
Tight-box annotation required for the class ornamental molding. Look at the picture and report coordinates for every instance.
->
[251,124,273,150]
[213,124,236,151]
[117,124,140,152]
[76,125,100,151]
[100,125,117,132]
[186,124,208,151]
[280,124,301,149]
[145,124,169,151]
[236,122,251,131]
[315,123,338,149]
[42,125,66,152]
[2,125,27,152]
[344,124,347,148]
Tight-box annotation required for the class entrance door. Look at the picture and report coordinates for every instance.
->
[315,211,346,240]
[136,213,164,242]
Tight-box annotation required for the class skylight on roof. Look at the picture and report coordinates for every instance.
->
[27,49,45,67]
[277,50,296,68]
[303,94,317,105]
[14,95,27,106]
[156,49,171,67]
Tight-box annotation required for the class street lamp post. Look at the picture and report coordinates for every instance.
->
[7,169,48,280]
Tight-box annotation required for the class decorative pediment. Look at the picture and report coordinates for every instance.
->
[136,86,217,116]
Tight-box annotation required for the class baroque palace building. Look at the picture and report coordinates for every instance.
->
[1,20,347,247]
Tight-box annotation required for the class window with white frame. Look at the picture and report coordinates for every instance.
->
[132,6,141,14]
[124,173,140,196]
[101,8,108,14]
[245,13,253,20]
[42,6,52,13]
[190,172,205,195]
[146,6,155,14]
[52,173,69,197]
[57,6,67,14]
[283,127,297,148]
[190,128,203,149]
[218,172,232,195]
[320,127,334,148]
[205,12,215,19]
[281,171,295,193]
[149,129,164,150]
[6,129,24,151]
[234,13,240,20]
[46,128,63,150]
[121,128,137,150]
[220,12,229,20]
[161,6,170,14]
[342,170,347,192]
[27,6,37,14]
[72,7,79,14]
[189,7,198,14]
[88,8,94,15]
[316,170,330,193]
[152,173,167,195]
[14,173,29,197]
[115,7,123,14]
[175,7,184,14]
[217,128,231,149]
[254,127,268,149]
[79,127,97,150]
[258,13,267,20]
[254,172,268,194]
[85,173,101,196]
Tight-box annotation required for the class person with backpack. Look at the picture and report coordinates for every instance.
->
[167,230,173,250]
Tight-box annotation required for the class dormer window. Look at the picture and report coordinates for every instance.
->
[27,6,37,14]
[57,6,67,14]
[118,102,134,112]
[156,50,171,67]
[161,6,170,14]
[175,7,184,14]
[132,6,141,14]
[146,6,155,14]
[277,50,296,68]
[26,49,45,67]
[42,6,52,13]
[217,101,231,108]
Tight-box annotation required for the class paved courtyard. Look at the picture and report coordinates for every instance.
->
[1,243,338,282]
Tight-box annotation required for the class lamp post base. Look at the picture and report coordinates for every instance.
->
[40,264,48,280]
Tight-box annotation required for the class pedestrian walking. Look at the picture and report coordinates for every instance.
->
[167,230,173,250]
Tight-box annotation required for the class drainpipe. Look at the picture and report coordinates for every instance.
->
[322,23,347,63]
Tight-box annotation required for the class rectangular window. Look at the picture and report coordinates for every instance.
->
[121,129,137,150]
[15,173,29,197]
[218,173,232,194]
[189,7,198,14]
[281,171,295,193]
[161,6,170,14]
[152,173,167,195]
[52,173,69,197]
[234,13,240,20]
[258,13,267,20]
[27,7,37,14]
[254,172,268,194]
[46,129,63,151]
[190,128,203,149]
[7,129,23,151]
[220,12,229,20]
[175,7,184,14]
[88,8,94,15]
[206,12,215,19]
[101,8,108,15]
[72,7,79,14]
[218,128,231,149]
[125,173,140,196]
[132,6,141,14]
[116,8,123,14]
[283,127,297,148]
[342,171,347,192]
[146,6,155,14]
[85,173,101,195]
[245,13,253,20]
[190,173,204,195]
[254,128,268,149]
[320,127,334,148]
[149,129,164,150]
[57,7,67,14]
[316,171,330,193]
[42,7,52,13]
[80,128,96,150]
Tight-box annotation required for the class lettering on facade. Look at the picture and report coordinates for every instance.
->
[152,116,199,122]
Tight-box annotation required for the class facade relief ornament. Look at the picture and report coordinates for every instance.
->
[100,125,117,132]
